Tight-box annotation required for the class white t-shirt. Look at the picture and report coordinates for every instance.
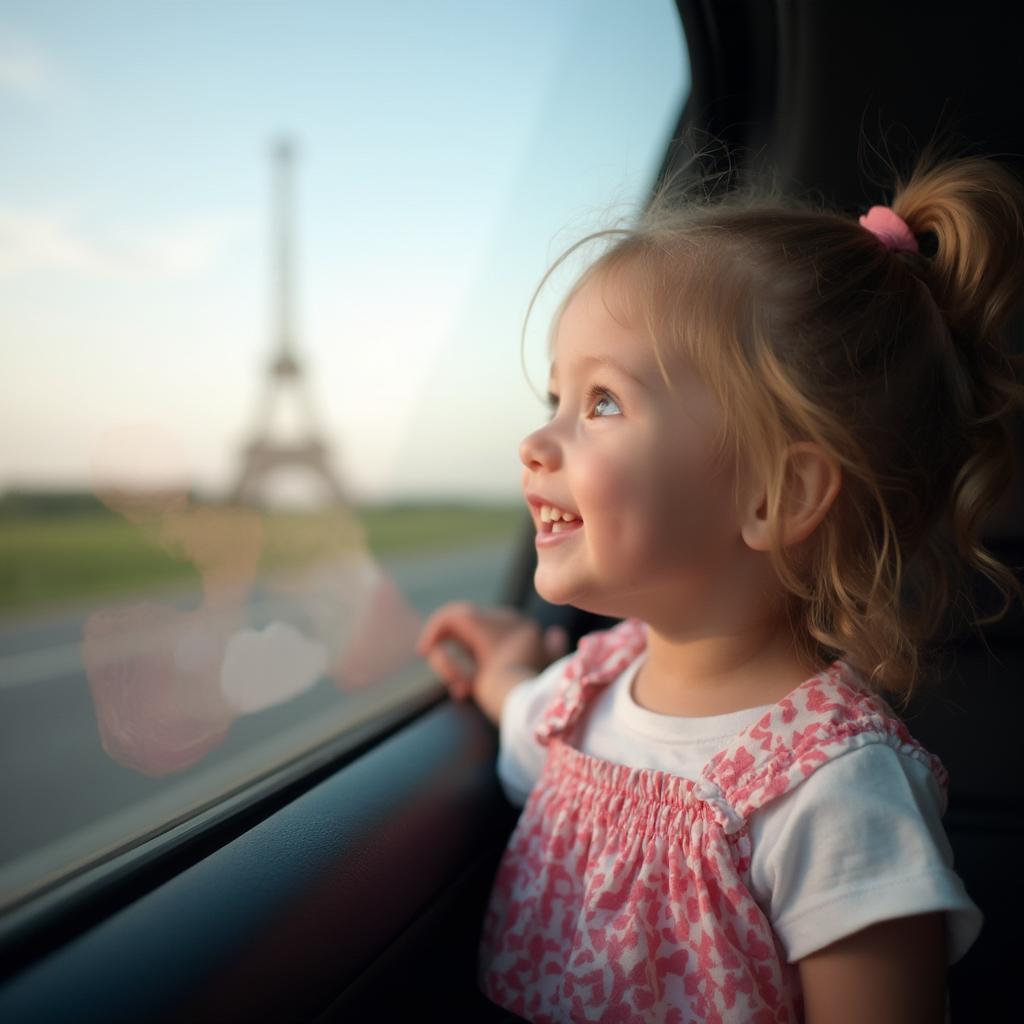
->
[498,652,983,966]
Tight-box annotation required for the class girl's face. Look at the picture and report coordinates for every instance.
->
[520,275,748,626]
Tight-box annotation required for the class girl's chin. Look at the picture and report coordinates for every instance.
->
[533,570,577,608]
[533,574,622,619]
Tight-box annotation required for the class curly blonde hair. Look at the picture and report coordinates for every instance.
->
[537,151,1024,703]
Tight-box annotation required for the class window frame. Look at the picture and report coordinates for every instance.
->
[0,677,445,979]
[0,692,518,1020]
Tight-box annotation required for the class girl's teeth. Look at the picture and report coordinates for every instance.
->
[540,504,579,523]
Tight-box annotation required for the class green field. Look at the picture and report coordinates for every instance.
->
[0,504,524,613]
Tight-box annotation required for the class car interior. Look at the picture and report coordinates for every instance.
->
[1,1,1020,1020]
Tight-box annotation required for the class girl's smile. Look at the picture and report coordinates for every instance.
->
[525,493,584,546]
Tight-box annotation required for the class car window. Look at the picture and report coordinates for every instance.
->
[0,0,688,914]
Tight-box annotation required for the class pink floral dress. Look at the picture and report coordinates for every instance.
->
[479,619,948,1023]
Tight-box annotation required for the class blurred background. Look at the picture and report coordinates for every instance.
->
[0,0,686,913]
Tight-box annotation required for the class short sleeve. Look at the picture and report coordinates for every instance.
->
[748,741,983,965]
[496,653,573,807]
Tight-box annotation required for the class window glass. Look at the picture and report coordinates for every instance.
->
[0,0,688,909]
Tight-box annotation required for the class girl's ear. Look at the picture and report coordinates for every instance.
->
[740,442,842,552]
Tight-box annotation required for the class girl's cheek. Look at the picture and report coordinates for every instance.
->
[577,455,638,509]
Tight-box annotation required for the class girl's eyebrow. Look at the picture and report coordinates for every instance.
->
[549,354,649,389]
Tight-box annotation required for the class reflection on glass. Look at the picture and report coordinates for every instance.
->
[82,444,422,777]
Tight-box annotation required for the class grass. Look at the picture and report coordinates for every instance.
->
[0,503,524,613]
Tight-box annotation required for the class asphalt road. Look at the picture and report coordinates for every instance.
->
[0,539,519,907]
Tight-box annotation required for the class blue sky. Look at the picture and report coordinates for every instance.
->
[1,0,688,502]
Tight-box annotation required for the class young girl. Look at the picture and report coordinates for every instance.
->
[417,153,1022,1023]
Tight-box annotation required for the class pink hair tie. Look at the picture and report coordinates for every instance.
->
[858,205,919,254]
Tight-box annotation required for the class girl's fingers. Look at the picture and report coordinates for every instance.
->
[441,638,476,680]
[416,602,475,656]
[425,646,458,683]
[418,604,539,676]
[426,646,472,698]
[416,610,449,654]
[417,617,455,657]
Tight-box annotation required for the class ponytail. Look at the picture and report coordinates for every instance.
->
[894,155,1024,340]
[893,156,1024,626]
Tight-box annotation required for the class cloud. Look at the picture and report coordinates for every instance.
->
[0,26,62,100]
[0,206,237,277]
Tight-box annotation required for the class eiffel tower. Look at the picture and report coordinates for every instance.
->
[229,139,345,507]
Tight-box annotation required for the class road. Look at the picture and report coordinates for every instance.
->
[0,539,518,908]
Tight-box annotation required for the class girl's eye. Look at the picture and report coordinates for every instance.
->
[589,386,622,418]
[545,387,622,420]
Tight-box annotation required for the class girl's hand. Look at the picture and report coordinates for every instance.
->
[416,603,568,724]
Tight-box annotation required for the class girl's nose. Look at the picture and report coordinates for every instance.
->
[519,423,562,472]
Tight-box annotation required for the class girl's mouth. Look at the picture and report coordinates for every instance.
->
[535,503,583,545]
